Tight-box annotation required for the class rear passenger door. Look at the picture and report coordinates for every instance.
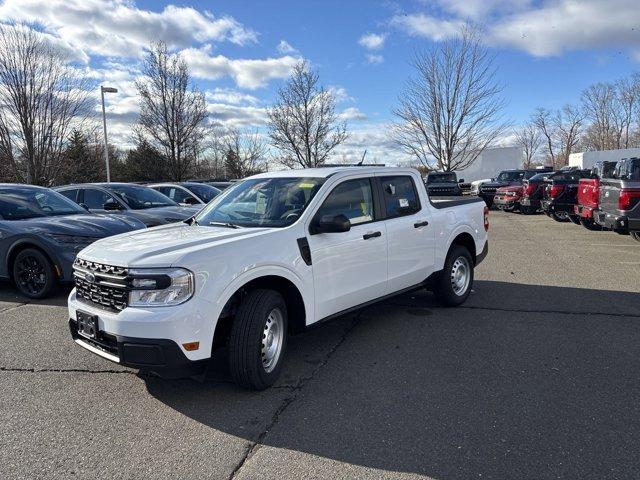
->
[306,176,388,320]
[377,174,435,293]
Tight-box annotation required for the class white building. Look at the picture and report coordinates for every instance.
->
[568,148,640,169]
[455,146,523,182]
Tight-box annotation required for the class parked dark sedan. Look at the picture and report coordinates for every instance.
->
[149,182,221,206]
[0,185,145,298]
[55,183,200,227]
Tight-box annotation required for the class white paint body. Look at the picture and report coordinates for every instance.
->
[68,167,488,362]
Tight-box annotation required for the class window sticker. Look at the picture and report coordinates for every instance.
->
[255,192,267,214]
[399,198,409,208]
[298,182,315,189]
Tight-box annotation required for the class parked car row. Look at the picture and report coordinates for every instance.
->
[0,180,230,298]
[480,159,640,243]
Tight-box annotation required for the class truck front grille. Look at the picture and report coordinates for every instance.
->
[73,258,129,312]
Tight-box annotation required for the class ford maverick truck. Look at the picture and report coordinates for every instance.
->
[68,167,489,389]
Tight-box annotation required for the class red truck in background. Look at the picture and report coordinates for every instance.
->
[574,161,617,230]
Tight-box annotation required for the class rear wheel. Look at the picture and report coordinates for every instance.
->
[580,217,603,231]
[631,231,640,243]
[569,215,581,225]
[520,205,535,215]
[433,245,474,307]
[551,211,570,222]
[228,289,288,390]
[12,248,56,299]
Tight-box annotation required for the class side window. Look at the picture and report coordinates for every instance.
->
[58,189,78,203]
[315,178,374,226]
[154,186,171,198]
[170,187,191,203]
[379,176,421,218]
[83,189,112,209]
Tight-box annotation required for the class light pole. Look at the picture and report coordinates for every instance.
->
[100,86,118,182]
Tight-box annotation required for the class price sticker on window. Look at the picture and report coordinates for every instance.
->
[399,198,409,208]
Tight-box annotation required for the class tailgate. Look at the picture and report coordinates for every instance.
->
[599,179,622,214]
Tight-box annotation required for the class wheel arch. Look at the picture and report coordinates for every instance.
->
[211,268,309,353]
[6,239,59,281]
[446,231,477,264]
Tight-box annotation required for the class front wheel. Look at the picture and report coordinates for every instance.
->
[552,211,570,222]
[12,248,56,299]
[229,289,288,390]
[520,205,536,215]
[432,246,474,307]
[631,231,640,243]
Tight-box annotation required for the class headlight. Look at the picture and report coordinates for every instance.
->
[128,268,194,307]
[48,234,101,246]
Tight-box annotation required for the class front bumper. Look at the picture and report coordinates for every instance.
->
[68,289,215,377]
[493,195,520,209]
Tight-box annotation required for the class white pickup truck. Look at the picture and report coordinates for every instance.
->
[68,166,489,389]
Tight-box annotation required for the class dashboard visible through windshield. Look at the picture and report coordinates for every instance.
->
[195,177,325,228]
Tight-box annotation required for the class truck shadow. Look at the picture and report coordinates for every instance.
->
[0,281,70,308]
[143,280,640,479]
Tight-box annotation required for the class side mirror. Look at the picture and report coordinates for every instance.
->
[311,214,351,234]
[184,196,200,205]
[458,179,465,183]
[103,199,122,211]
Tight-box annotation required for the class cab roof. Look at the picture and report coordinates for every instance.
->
[249,166,418,179]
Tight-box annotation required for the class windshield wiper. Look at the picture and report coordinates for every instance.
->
[209,221,240,229]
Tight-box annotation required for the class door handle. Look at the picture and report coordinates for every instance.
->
[363,231,382,240]
[414,221,429,228]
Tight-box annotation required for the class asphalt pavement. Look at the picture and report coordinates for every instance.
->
[1,212,639,480]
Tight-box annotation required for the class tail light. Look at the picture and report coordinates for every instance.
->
[483,206,489,231]
[523,183,535,196]
[549,185,564,198]
[619,189,640,210]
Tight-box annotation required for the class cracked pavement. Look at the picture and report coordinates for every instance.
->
[1,214,640,480]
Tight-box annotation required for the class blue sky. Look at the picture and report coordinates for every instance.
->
[1,0,639,164]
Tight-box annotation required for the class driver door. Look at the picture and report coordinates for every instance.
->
[306,177,388,320]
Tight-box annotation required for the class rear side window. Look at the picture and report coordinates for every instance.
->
[83,189,112,209]
[58,189,79,203]
[315,178,374,226]
[379,176,421,218]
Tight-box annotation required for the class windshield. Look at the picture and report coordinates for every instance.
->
[109,185,177,209]
[195,177,325,228]
[0,187,85,220]
[427,173,457,183]
[185,183,221,203]
[496,171,525,182]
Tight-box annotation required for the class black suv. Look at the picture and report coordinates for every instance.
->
[596,158,640,242]
[478,169,552,207]
[424,172,463,196]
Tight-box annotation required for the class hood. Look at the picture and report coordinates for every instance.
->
[427,182,459,188]
[78,223,271,267]
[125,206,198,227]
[14,213,145,237]
[496,185,523,194]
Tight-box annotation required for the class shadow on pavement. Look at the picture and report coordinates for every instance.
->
[0,281,71,309]
[144,280,640,479]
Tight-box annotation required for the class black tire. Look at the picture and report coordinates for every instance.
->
[580,217,603,231]
[432,245,474,307]
[520,205,535,215]
[12,248,56,299]
[551,211,570,223]
[569,215,581,225]
[228,289,288,390]
[631,231,640,243]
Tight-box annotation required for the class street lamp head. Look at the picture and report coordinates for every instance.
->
[101,86,118,94]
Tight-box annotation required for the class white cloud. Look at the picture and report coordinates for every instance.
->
[327,85,353,103]
[207,103,267,127]
[334,123,405,165]
[277,40,298,54]
[390,13,464,41]
[0,0,257,58]
[181,46,298,89]
[338,107,368,121]
[392,0,640,58]
[205,88,260,105]
[366,54,384,64]
[358,33,386,50]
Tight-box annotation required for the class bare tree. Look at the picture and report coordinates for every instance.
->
[136,41,208,181]
[222,128,267,178]
[267,61,347,168]
[515,122,542,168]
[392,27,508,171]
[532,105,583,168]
[0,25,92,185]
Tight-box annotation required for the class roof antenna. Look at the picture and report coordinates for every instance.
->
[357,150,367,166]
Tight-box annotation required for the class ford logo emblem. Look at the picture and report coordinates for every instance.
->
[85,272,96,283]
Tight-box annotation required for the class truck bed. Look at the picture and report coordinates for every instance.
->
[429,195,485,209]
